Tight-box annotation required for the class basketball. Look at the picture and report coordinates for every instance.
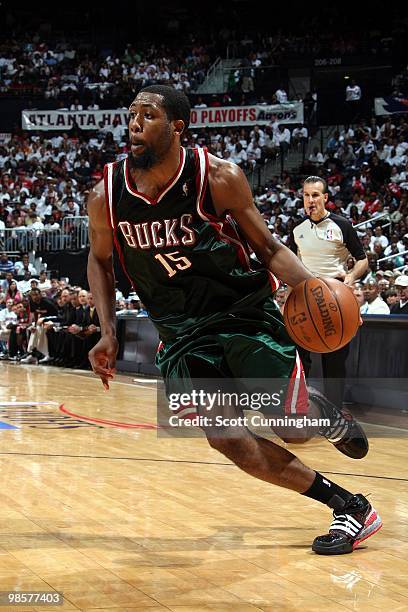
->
[283,277,360,353]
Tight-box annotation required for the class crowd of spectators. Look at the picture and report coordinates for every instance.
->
[0,109,407,271]
[0,23,407,318]
[0,103,406,373]
[0,6,404,384]
[250,114,408,281]
[0,106,308,252]
[0,253,148,365]
[353,274,408,315]
[186,113,307,169]
[0,37,213,104]
[0,128,118,248]
[274,268,408,316]
[1,17,405,107]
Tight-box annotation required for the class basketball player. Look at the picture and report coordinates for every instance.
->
[87,86,381,554]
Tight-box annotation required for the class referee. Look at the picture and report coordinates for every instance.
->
[289,176,368,410]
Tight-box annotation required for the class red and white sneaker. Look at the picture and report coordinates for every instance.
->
[312,494,382,554]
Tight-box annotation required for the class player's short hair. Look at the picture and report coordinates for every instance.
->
[303,176,328,193]
[138,85,190,133]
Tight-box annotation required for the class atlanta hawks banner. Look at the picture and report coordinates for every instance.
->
[21,102,303,131]
[21,109,130,131]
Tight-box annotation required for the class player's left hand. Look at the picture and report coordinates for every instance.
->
[88,334,119,390]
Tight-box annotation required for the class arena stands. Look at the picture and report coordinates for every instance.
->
[0,111,406,334]
[0,35,214,104]
[1,3,405,110]
[0,4,407,370]
[0,278,148,365]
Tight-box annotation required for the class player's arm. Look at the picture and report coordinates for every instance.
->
[208,155,314,287]
[87,180,118,389]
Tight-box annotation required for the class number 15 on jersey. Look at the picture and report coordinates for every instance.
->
[155,251,192,278]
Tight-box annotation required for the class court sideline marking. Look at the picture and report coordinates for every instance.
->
[0,451,406,482]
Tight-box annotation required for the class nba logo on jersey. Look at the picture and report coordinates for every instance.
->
[182,182,188,196]
[325,228,334,241]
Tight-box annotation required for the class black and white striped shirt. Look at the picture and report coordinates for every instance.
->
[289,213,366,277]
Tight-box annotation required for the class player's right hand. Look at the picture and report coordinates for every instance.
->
[88,335,119,390]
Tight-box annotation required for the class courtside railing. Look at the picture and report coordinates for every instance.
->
[0,217,89,252]
[354,212,392,232]
[378,250,408,266]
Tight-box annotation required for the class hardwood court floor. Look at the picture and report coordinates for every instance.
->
[0,362,407,611]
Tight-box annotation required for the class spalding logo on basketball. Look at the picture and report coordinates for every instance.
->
[283,277,360,353]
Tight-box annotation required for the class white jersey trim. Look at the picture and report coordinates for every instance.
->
[106,162,115,229]
[123,147,186,205]
[195,147,252,270]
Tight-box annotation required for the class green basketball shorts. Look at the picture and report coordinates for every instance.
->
[156,296,308,417]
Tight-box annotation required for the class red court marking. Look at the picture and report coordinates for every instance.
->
[59,405,160,429]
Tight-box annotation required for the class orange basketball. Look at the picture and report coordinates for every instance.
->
[283,277,360,353]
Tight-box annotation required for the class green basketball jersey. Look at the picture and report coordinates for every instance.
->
[104,147,279,341]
